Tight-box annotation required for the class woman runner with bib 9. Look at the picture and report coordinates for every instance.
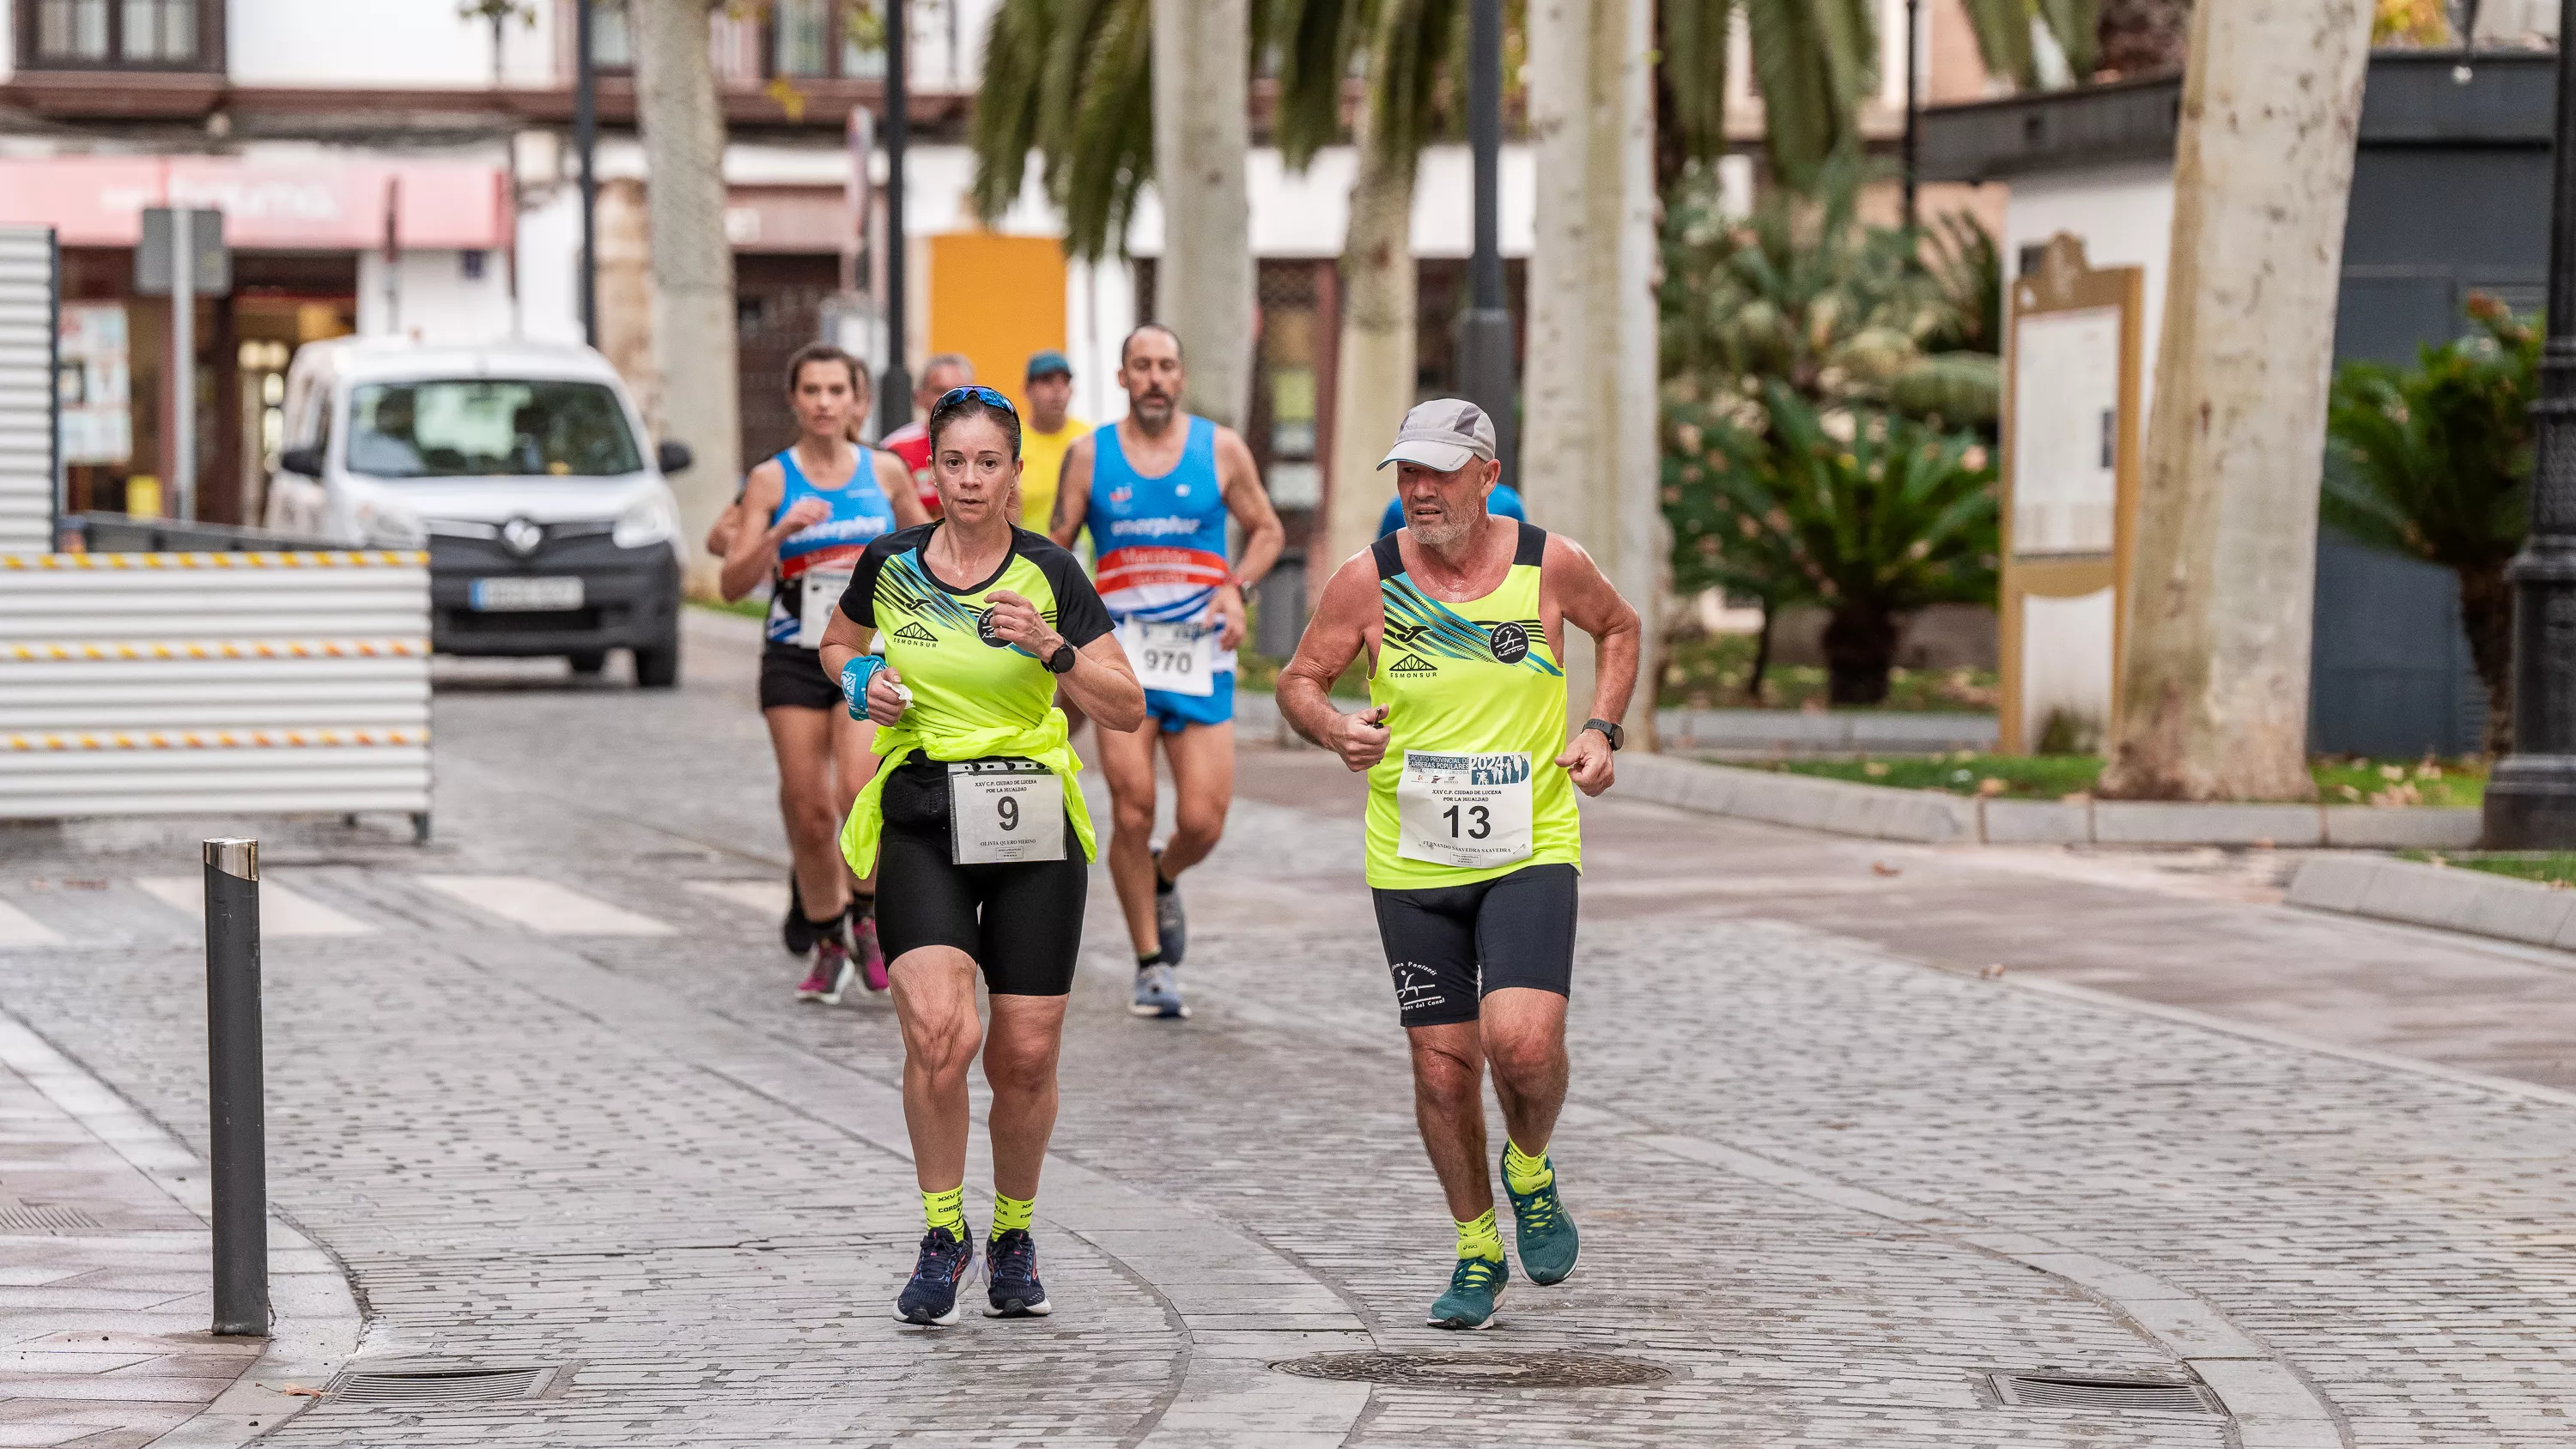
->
[817,386,1144,1327]
[716,344,928,1003]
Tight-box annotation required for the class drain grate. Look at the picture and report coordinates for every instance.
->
[0,1205,101,1234]
[329,1367,556,1404]
[1990,1372,2216,1414]
[1274,1351,1669,1389]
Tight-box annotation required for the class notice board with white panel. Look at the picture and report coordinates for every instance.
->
[1999,234,2144,756]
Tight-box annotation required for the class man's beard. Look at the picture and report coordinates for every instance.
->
[1134,392,1176,426]
[1410,505,1478,551]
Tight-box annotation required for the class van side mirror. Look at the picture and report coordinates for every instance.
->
[279,446,323,477]
[656,440,693,476]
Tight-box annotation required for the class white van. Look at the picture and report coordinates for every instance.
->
[266,337,692,687]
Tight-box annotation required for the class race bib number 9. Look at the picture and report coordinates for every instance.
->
[948,760,1068,864]
[1394,750,1534,870]
[1116,619,1218,697]
[797,565,854,649]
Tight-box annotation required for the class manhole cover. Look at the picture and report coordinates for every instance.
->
[1990,1373,2216,1414]
[1273,1351,1669,1389]
[329,1366,557,1404]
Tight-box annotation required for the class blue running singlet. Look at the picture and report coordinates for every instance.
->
[765,446,898,652]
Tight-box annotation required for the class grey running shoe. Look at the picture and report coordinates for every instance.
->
[1151,846,1187,967]
[1130,962,1189,1020]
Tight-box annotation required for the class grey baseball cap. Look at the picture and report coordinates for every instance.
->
[1377,398,1498,472]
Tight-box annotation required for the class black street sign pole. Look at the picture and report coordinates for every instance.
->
[877,0,913,438]
[574,0,598,348]
[1455,0,1516,490]
[2485,0,2576,846]
[203,838,268,1337]
[1902,0,1921,231]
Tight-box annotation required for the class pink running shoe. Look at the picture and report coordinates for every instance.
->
[854,914,890,993]
[797,938,856,1003]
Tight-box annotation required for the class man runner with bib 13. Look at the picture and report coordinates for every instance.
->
[1277,398,1639,1331]
[1052,324,1284,1020]
[820,387,1145,1327]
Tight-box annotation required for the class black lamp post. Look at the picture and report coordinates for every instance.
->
[1901,0,1920,231]
[1455,0,1516,489]
[876,0,913,439]
[2482,0,2576,846]
[574,0,597,347]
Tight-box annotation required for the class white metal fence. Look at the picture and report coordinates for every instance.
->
[0,227,55,554]
[0,550,434,831]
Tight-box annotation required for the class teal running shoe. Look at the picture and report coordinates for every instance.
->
[1427,1253,1507,1330]
[1504,1151,1579,1285]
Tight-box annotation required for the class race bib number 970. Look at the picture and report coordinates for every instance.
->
[1394,750,1534,870]
[1116,619,1217,697]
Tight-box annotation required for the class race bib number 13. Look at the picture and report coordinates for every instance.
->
[1394,750,1534,870]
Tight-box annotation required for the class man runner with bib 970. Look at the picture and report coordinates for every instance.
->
[1278,398,1639,1331]
[1052,324,1284,1020]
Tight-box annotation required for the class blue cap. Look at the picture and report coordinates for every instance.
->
[1025,349,1073,380]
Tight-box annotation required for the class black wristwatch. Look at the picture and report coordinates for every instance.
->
[1045,640,1078,675]
[1583,718,1625,751]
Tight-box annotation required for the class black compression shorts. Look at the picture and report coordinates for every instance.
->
[1370,863,1578,1028]
[874,756,1089,996]
[758,647,842,712]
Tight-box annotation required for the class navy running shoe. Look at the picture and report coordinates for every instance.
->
[985,1229,1053,1318]
[894,1226,976,1326]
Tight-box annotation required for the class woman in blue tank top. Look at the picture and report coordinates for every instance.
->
[716,343,929,1004]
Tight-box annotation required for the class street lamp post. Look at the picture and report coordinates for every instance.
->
[2483,0,2576,846]
[1902,0,1920,231]
[877,0,913,439]
[1455,0,1516,490]
[574,0,598,347]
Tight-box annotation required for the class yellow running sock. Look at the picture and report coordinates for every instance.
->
[1504,1141,1552,1195]
[991,1191,1036,1238]
[922,1185,965,1238]
[1455,1209,1504,1262]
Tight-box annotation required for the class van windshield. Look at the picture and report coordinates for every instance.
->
[345,379,642,479]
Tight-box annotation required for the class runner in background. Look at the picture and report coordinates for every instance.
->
[879,354,978,519]
[1052,324,1285,1020]
[1019,349,1091,737]
[710,343,929,1002]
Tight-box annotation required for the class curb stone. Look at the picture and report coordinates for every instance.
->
[2287,854,2576,951]
[0,1015,365,1446]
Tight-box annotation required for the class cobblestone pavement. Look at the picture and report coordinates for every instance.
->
[0,615,2573,1444]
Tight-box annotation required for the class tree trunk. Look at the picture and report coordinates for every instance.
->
[2098,0,2374,801]
[1523,0,1665,748]
[2458,561,2515,756]
[1747,600,1774,703]
[631,0,741,599]
[1150,0,1255,430]
[1321,86,1420,580]
[1823,604,1897,706]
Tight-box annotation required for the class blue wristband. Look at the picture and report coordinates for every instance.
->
[840,656,886,718]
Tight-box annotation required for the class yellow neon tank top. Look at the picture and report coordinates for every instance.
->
[1364,519,1579,889]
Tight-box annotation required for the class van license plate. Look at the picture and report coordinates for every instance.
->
[471,577,584,611]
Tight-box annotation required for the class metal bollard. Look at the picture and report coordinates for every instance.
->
[203,837,269,1337]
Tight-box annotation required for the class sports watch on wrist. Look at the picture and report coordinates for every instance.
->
[1045,640,1078,675]
[1583,718,1625,751]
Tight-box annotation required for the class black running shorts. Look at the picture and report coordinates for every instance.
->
[874,755,1089,996]
[758,646,842,712]
[1370,863,1578,1028]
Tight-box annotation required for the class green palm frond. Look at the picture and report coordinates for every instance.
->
[1055,0,1154,263]
[1743,0,1874,186]
[1268,0,1373,167]
[1660,0,1731,163]
[2321,300,2536,571]
[1955,0,2035,86]
[967,0,1053,222]
[2034,0,2099,77]
[1369,0,1466,166]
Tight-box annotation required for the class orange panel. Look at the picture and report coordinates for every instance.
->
[927,233,1069,415]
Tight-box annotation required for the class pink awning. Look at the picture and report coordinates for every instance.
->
[0,155,507,251]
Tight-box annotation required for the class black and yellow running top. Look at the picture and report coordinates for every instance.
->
[834,521,1115,876]
[1365,520,1580,890]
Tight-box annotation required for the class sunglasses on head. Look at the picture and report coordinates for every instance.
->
[938,385,1018,414]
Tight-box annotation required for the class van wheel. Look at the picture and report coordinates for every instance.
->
[634,641,681,689]
[568,651,608,676]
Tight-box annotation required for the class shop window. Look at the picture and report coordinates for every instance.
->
[766,0,884,81]
[587,0,634,70]
[25,0,219,69]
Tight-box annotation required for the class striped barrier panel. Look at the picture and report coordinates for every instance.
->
[0,551,434,830]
